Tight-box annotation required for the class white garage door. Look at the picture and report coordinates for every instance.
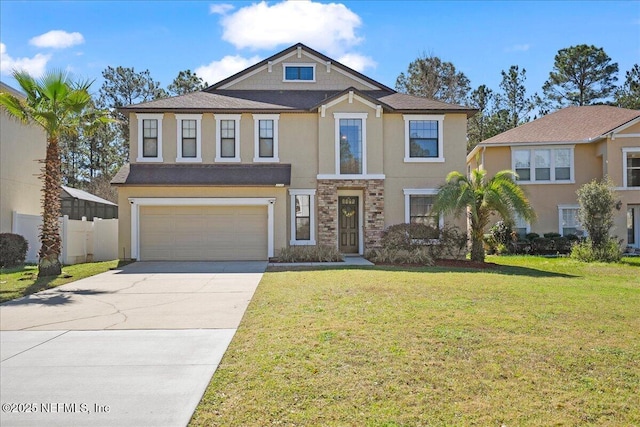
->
[139,206,268,261]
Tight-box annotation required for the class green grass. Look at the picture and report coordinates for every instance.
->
[0,260,123,303]
[190,256,640,426]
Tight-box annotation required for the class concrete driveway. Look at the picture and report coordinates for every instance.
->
[0,261,266,427]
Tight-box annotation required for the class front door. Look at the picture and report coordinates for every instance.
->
[339,196,359,253]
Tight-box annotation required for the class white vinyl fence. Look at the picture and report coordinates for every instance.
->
[12,211,118,264]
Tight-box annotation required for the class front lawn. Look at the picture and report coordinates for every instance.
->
[190,256,640,426]
[0,260,122,303]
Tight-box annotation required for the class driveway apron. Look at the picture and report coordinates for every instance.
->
[0,261,266,427]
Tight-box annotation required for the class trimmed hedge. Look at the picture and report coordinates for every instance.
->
[0,233,29,267]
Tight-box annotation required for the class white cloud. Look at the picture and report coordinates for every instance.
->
[220,1,363,55]
[506,44,531,52]
[337,53,376,72]
[29,30,84,49]
[195,54,262,85]
[0,42,51,77]
[210,3,234,15]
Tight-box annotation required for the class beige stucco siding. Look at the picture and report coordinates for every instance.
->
[117,186,287,260]
[0,109,46,232]
[383,113,468,230]
[223,56,375,91]
[280,113,318,188]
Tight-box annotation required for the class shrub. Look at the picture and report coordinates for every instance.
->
[543,232,562,239]
[380,223,439,251]
[571,239,622,263]
[277,245,343,263]
[525,232,540,241]
[577,178,617,251]
[365,247,434,266]
[0,233,29,268]
[491,221,513,246]
[378,223,467,260]
[483,234,497,254]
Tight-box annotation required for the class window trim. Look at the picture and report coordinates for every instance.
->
[511,146,575,184]
[623,147,640,188]
[403,115,445,163]
[214,114,241,163]
[283,63,316,82]
[136,113,163,162]
[252,114,280,163]
[175,114,202,162]
[289,189,316,245]
[557,204,583,237]
[334,112,367,175]
[403,189,444,228]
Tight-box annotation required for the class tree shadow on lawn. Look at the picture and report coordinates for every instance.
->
[267,264,578,278]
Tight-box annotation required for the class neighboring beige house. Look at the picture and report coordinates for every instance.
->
[112,43,475,261]
[468,105,640,249]
[0,82,46,234]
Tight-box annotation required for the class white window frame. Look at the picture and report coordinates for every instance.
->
[175,114,202,162]
[334,112,368,176]
[511,146,575,184]
[214,114,241,163]
[403,115,445,163]
[622,147,640,188]
[557,205,583,237]
[136,113,163,162]
[289,189,316,245]
[253,114,280,162]
[283,63,316,82]
[513,213,531,237]
[403,189,445,228]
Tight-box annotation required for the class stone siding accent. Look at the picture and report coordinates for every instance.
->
[317,179,385,252]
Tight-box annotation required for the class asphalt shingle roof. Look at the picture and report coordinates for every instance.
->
[481,105,640,144]
[111,163,292,186]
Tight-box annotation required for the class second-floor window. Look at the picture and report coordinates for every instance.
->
[253,114,280,162]
[335,113,368,175]
[512,147,574,183]
[136,113,163,162]
[176,114,202,162]
[215,114,241,162]
[143,119,158,157]
[624,148,640,188]
[403,115,444,162]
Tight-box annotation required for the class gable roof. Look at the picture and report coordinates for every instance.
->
[207,43,394,92]
[482,105,640,145]
[120,43,477,117]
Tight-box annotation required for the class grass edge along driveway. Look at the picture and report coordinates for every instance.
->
[0,260,123,303]
[190,256,640,427]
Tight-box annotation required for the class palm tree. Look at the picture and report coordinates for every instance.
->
[433,168,535,262]
[0,70,107,276]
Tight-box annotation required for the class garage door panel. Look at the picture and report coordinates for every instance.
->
[140,205,267,261]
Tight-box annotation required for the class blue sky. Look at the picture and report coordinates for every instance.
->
[1,1,638,102]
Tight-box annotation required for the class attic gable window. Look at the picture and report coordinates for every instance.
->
[283,64,315,82]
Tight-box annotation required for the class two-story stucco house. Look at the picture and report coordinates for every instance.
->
[467,105,640,249]
[111,43,475,261]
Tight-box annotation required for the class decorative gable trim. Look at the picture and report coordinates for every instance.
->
[210,43,390,91]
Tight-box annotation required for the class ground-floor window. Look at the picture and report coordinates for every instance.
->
[403,189,442,239]
[289,189,316,245]
[558,206,582,237]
